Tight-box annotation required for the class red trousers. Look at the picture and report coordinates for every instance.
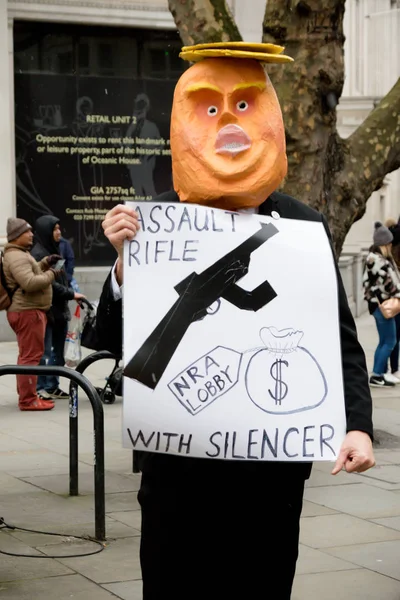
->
[7,310,47,407]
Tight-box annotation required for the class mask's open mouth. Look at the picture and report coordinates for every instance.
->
[215,124,251,156]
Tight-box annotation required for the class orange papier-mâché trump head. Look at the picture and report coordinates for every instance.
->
[170,42,293,210]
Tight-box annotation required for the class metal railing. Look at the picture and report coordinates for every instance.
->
[69,350,119,498]
[0,365,105,541]
[71,350,140,474]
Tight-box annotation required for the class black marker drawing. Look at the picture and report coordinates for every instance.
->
[245,327,328,415]
[168,346,242,416]
[124,222,279,388]
[269,358,289,405]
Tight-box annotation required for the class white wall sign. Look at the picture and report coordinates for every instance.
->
[123,201,346,461]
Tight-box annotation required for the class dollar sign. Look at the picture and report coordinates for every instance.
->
[268,359,289,405]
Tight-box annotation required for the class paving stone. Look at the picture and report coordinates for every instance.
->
[373,450,400,465]
[300,514,400,548]
[300,500,338,517]
[0,574,118,598]
[79,449,133,472]
[36,539,105,558]
[22,470,140,496]
[373,396,400,410]
[5,463,93,478]
[0,543,73,582]
[292,569,400,600]
[345,476,400,491]
[372,516,400,532]
[0,472,48,495]
[58,537,141,583]
[75,491,140,513]
[102,580,142,600]
[296,544,358,574]
[306,468,361,487]
[360,465,400,484]
[0,450,70,474]
[0,492,96,528]
[108,511,142,531]
[304,484,400,518]
[9,516,139,546]
[309,461,334,474]
[0,433,37,452]
[323,539,400,580]
[0,530,47,557]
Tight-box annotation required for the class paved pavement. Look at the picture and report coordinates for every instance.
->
[0,313,399,599]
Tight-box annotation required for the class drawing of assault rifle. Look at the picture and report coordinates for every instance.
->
[123,222,279,389]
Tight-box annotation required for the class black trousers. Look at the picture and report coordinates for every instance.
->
[138,459,306,600]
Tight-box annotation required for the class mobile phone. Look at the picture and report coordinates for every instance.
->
[54,259,65,270]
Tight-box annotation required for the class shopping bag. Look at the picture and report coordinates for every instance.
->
[64,305,82,367]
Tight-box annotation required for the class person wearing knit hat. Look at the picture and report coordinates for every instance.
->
[363,221,400,388]
[373,221,393,247]
[2,217,63,411]
[6,218,32,243]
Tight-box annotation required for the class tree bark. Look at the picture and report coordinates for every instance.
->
[168,0,241,46]
[263,1,347,220]
[263,0,400,255]
[168,0,400,256]
[330,78,400,255]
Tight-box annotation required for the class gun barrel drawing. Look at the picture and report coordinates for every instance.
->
[123,222,279,389]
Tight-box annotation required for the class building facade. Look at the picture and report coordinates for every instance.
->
[0,0,399,338]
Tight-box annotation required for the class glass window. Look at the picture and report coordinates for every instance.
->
[142,40,186,79]
[40,34,74,74]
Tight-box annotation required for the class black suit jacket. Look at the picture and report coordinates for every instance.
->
[96,190,373,480]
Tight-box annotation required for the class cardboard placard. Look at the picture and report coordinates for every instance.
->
[123,201,346,462]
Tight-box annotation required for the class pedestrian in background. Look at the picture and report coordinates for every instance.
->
[3,217,59,410]
[363,221,400,387]
[59,236,75,285]
[385,217,400,382]
[31,215,85,400]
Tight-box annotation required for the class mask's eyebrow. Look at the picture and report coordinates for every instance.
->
[232,82,266,92]
[185,83,223,95]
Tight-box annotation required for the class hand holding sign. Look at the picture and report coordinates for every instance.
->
[102,204,140,284]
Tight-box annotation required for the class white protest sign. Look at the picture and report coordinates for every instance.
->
[123,201,346,461]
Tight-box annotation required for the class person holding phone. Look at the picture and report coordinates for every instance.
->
[3,217,60,410]
[31,215,85,400]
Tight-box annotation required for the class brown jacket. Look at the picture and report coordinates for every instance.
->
[3,244,55,312]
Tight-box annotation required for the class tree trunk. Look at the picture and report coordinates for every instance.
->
[168,0,400,256]
[331,78,400,255]
[263,0,400,255]
[263,1,347,247]
[167,0,242,46]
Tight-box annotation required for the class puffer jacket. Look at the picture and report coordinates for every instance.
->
[31,215,75,322]
[363,250,400,314]
[3,244,54,312]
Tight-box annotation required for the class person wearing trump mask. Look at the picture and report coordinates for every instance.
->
[96,43,374,600]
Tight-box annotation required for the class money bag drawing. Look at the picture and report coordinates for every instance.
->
[245,327,327,415]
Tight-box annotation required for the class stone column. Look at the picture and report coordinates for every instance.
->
[0,11,15,247]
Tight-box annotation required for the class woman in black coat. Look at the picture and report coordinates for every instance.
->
[31,215,85,399]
